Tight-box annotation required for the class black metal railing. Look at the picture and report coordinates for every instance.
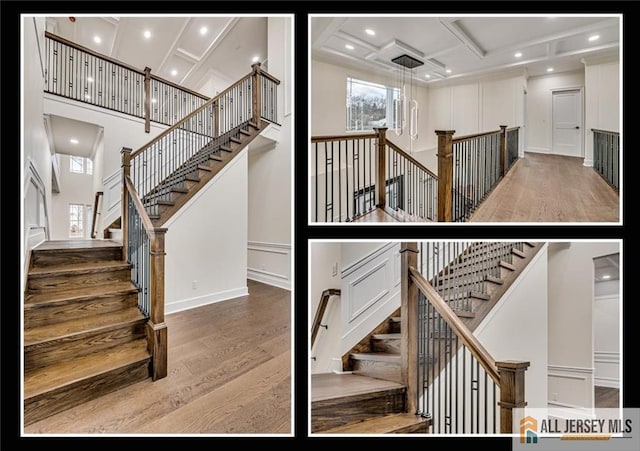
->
[506,127,519,171]
[126,189,151,317]
[592,129,619,191]
[311,134,378,222]
[44,32,208,126]
[452,130,502,222]
[260,73,279,124]
[386,141,437,221]
[130,75,253,218]
[417,291,499,433]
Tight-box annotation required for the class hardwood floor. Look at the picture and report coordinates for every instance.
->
[595,386,620,408]
[351,208,399,222]
[469,152,619,222]
[25,280,291,434]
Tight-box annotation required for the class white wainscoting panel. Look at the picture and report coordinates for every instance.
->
[102,170,121,231]
[594,351,620,388]
[548,365,594,409]
[247,241,291,290]
[341,243,401,354]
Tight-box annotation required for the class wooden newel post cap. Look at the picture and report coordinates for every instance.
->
[435,130,456,136]
[496,360,530,371]
[251,62,262,73]
[373,127,388,132]
[500,125,508,130]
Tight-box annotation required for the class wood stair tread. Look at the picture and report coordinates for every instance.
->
[24,339,150,399]
[209,155,223,162]
[371,333,401,340]
[311,373,405,403]
[229,137,241,144]
[239,129,251,136]
[25,281,138,305]
[512,248,527,258]
[24,307,146,345]
[28,260,129,277]
[34,240,121,251]
[350,352,401,363]
[170,187,189,194]
[389,317,401,323]
[197,164,212,172]
[220,145,233,152]
[321,413,429,434]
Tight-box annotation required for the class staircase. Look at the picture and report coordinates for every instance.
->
[25,59,281,424]
[311,241,543,434]
[24,240,151,425]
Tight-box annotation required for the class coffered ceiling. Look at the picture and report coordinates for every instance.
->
[311,15,621,84]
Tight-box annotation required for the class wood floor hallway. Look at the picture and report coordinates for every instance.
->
[469,152,619,222]
[24,280,291,434]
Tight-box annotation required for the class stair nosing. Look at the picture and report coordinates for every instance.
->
[350,352,401,363]
[28,261,131,278]
[371,333,401,340]
[25,282,139,306]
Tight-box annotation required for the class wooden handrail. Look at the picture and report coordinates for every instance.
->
[408,266,500,384]
[311,132,377,143]
[260,70,281,85]
[90,191,103,239]
[311,288,341,347]
[148,73,209,101]
[386,138,439,180]
[591,128,620,135]
[506,126,520,132]
[123,176,164,238]
[452,129,502,144]
[130,70,253,158]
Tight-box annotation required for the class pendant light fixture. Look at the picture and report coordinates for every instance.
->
[391,54,424,147]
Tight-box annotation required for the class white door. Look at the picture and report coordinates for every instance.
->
[552,90,582,157]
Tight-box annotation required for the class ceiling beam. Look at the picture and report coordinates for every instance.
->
[312,17,347,48]
[156,18,192,75]
[485,18,619,57]
[439,19,485,59]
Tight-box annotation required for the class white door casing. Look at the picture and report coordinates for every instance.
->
[552,89,583,157]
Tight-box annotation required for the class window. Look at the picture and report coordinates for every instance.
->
[69,203,84,238]
[346,77,400,131]
[353,176,404,214]
[69,156,93,174]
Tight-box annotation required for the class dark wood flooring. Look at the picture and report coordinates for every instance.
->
[24,280,291,434]
[595,386,620,408]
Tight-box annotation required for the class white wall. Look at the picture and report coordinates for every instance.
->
[584,60,620,166]
[547,241,620,410]
[43,95,168,183]
[340,243,401,354]
[23,17,52,265]
[311,58,431,155]
[475,245,549,409]
[163,150,248,314]
[50,155,97,240]
[594,276,620,388]
[526,70,585,154]
[247,17,292,290]
[310,242,342,374]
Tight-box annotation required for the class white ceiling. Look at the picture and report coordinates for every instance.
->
[46,15,268,93]
[46,115,102,159]
[594,253,620,282]
[311,15,620,84]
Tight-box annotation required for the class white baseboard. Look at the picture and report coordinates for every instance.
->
[247,241,291,290]
[165,286,248,315]
[594,377,619,389]
[526,147,551,154]
[583,159,594,167]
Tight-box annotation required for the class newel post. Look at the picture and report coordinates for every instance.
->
[144,67,151,133]
[436,130,455,222]
[121,147,132,261]
[400,242,419,414]
[251,62,262,128]
[149,227,168,380]
[374,127,388,208]
[500,125,508,177]
[497,360,529,433]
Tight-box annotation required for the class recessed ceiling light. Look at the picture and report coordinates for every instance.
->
[93,35,102,44]
[425,74,431,79]
[365,29,375,36]
[547,67,554,72]
[345,44,355,50]
[171,69,178,76]
[252,55,260,63]
[602,274,611,280]
[200,26,208,35]
[445,69,452,74]
[588,34,600,42]
[70,138,79,144]
[87,76,94,83]
[143,30,151,39]
[514,52,522,58]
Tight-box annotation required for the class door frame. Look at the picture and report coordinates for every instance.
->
[551,86,584,158]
